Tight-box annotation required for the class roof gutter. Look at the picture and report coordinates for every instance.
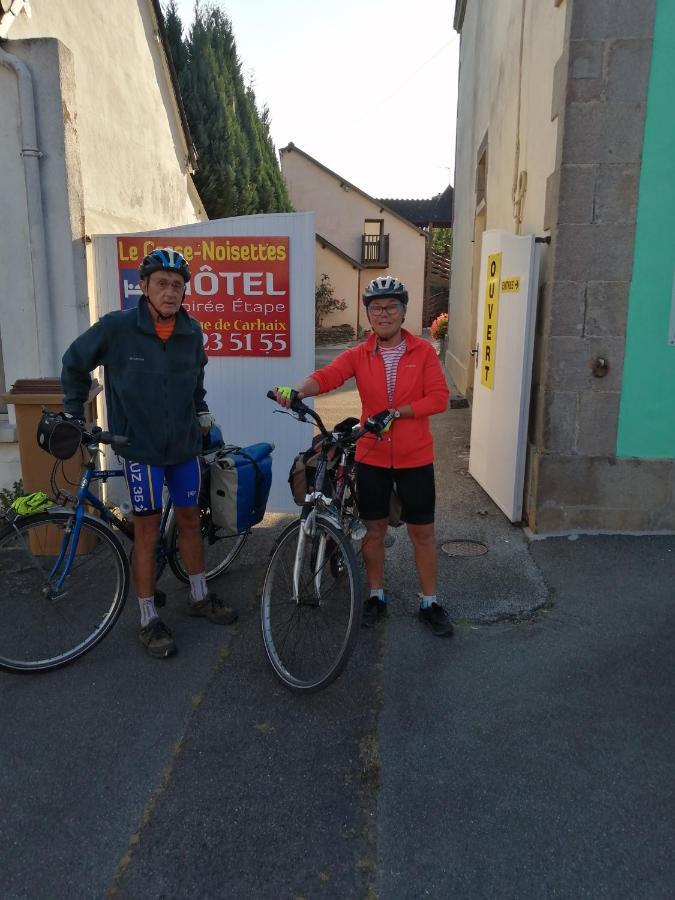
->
[0,43,56,374]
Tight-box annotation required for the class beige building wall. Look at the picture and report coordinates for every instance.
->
[9,0,205,234]
[448,0,567,395]
[315,243,361,333]
[281,147,426,333]
[0,0,206,489]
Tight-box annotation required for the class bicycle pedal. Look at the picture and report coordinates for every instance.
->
[154,589,167,608]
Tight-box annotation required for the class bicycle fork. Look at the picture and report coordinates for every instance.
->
[12,512,79,601]
[293,507,329,603]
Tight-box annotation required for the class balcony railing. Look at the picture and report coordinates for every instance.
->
[361,233,389,267]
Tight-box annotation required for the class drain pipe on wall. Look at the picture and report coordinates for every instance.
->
[0,44,56,376]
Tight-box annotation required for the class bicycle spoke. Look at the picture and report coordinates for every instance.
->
[0,513,128,672]
[261,516,363,691]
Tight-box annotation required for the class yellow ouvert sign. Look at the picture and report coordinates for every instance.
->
[481,253,502,389]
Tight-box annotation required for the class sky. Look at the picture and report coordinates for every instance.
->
[172,0,460,201]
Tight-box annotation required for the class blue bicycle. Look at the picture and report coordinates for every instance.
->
[0,420,248,673]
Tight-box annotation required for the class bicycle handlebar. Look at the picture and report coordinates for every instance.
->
[266,389,388,443]
[84,426,129,447]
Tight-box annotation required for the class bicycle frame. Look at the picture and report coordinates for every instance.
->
[43,453,172,594]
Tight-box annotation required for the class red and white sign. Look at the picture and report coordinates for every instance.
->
[117,235,290,357]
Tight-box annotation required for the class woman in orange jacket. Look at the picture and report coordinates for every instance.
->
[274,275,453,636]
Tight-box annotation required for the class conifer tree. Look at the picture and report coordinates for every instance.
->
[163,1,290,218]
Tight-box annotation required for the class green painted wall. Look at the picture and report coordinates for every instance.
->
[617,0,675,458]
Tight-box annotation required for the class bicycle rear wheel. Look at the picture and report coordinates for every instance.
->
[0,511,129,673]
[166,509,249,584]
[261,513,364,692]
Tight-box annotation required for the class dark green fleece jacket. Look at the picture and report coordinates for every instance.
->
[61,299,208,465]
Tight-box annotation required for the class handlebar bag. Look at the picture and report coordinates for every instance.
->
[209,442,274,534]
[36,411,82,459]
[288,435,339,506]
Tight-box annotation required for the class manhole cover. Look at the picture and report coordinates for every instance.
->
[441,540,488,558]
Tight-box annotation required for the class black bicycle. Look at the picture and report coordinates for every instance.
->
[260,390,391,693]
[0,420,248,673]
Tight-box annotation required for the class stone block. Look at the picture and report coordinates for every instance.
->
[563,102,645,165]
[593,165,639,224]
[543,390,578,453]
[576,391,620,455]
[546,336,625,392]
[569,40,604,79]
[558,164,596,224]
[551,53,567,122]
[567,78,605,103]
[607,39,653,103]
[534,503,653,533]
[545,455,671,510]
[650,484,675,529]
[554,223,635,282]
[571,0,656,40]
[584,281,629,336]
[544,169,560,231]
[549,280,586,337]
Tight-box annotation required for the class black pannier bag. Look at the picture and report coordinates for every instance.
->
[36,411,83,460]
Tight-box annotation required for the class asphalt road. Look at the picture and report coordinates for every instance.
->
[2,347,674,899]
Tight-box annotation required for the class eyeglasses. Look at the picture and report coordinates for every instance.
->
[155,278,185,293]
[369,303,402,317]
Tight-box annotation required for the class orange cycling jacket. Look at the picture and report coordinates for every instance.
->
[309,329,450,469]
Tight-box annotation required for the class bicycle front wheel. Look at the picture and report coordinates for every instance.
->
[261,514,364,693]
[166,510,249,584]
[0,511,129,673]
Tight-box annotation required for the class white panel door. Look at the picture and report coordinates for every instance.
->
[468,231,539,522]
[91,212,316,512]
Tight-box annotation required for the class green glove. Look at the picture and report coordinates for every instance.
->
[366,409,395,434]
[10,492,53,516]
[276,386,296,403]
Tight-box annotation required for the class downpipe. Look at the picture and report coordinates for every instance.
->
[0,44,55,375]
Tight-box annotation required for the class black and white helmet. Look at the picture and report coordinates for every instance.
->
[363,275,408,307]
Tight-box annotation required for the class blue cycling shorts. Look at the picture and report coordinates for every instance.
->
[123,457,202,516]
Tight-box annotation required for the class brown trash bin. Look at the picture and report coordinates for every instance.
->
[2,378,103,554]
[2,377,102,496]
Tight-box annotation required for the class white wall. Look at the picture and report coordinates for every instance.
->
[448,0,566,393]
[281,148,426,333]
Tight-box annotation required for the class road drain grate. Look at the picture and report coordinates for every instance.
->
[441,540,488,558]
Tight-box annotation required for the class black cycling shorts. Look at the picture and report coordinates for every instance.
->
[355,462,435,525]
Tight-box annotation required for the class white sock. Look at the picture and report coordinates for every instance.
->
[139,596,158,627]
[420,595,436,609]
[189,572,208,605]
[370,588,385,602]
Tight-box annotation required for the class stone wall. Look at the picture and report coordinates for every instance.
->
[526,0,673,532]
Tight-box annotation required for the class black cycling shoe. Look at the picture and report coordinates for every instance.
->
[362,595,388,628]
[139,618,177,658]
[418,602,454,637]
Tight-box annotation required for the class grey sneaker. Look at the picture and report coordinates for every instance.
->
[139,618,176,658]
[188,592,239,625]
[418,602,454,637]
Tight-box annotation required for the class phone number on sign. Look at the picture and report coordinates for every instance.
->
[203,331,289,354]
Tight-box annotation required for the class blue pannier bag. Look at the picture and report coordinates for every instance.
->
[209,442,274,535]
